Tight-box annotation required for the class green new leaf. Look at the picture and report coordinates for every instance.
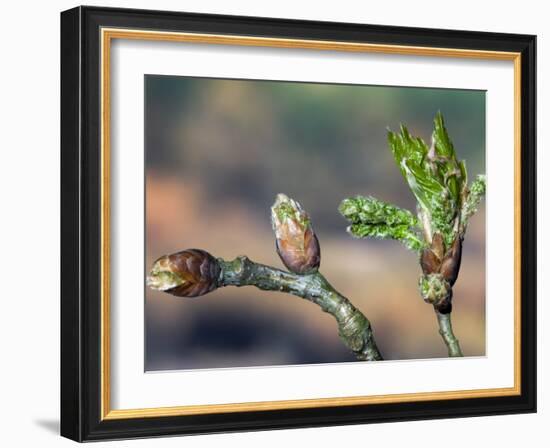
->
[433,111,456,159]
[432,112,465,203]
[339,196,425,251]
[387,112,467,248]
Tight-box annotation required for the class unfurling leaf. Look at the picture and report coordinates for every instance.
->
[387,112,468,249]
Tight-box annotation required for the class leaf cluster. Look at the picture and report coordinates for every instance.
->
[340,113,486,254]
[388,112,467,247]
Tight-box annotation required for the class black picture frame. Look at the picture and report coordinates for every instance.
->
[61,5,536,442]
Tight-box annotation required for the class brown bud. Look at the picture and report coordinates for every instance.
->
[431,232,445,260]
[440,237,462,286]
[420,233,444,275]
[147,249,220,297]
[271,194,321,275]
[420,248,441,274]
[419,233,460,311]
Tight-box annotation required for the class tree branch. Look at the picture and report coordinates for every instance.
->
[218,256,383,361]
[148,194,383,362]
[435,310,463,357]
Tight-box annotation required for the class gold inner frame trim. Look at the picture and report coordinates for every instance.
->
[100,27,522,420]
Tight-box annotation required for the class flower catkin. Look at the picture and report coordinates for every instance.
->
[271,193,320,275]
[147,249,220,297]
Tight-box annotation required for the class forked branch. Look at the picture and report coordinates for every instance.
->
[147,194,383,361]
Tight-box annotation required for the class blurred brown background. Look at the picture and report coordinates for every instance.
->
[145,75,485,371]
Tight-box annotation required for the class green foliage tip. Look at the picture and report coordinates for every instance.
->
[387,112,468,248]
[339,196,425,252]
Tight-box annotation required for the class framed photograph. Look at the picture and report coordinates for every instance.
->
[60,6,536,442]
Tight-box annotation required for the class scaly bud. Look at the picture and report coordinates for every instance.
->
[147,249,220,297]
[271,193,320,275]
[418,232,461,313]
[440,237,462,286]
[420,233,462,284]
[420,232,444,274]
[420,247,441,275]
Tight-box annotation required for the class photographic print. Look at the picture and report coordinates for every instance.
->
[61,8,536,440]
[144,76,486,371]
